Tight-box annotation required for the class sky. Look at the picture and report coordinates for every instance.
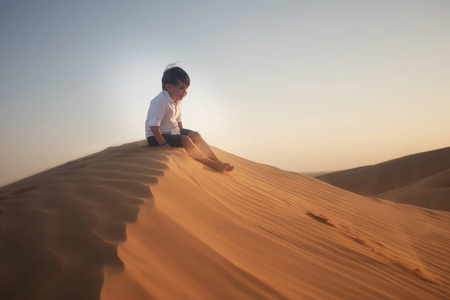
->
[1,0,449,186]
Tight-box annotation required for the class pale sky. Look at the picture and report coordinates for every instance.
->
[1,0,449,186]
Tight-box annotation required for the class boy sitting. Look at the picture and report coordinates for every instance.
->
[145,65,234,173]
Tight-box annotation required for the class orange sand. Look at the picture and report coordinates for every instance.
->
[317,147,450,211]
[1,141,449,299]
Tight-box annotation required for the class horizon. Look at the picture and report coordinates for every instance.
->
[1,1,450,187]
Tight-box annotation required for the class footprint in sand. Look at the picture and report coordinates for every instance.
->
[305,211,442,285]
[306,211,336,228]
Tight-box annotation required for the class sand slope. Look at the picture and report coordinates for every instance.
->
[317,147,450,211]
[1,141,450,299]
[0,141,167,300]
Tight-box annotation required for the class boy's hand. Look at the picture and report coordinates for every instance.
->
[160,144,172,151]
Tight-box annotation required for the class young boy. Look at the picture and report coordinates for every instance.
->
[145,65,234,173]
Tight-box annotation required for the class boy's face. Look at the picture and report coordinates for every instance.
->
[166,80,188,102]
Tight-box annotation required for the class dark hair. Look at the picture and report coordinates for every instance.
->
[162,66,190,91]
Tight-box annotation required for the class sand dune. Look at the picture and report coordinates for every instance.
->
[1,141,449,299]
[317,147,450,211]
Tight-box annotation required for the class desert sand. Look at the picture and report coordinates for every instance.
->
[1,141,449,299]
[317,147,450,211]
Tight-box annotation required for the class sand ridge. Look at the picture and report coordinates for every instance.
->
[0,141,167,300]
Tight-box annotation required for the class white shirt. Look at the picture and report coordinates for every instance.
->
[145,91,182,138]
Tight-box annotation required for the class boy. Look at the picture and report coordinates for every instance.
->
[145,65,234,173]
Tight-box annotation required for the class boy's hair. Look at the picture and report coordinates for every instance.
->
[162,65,190,91]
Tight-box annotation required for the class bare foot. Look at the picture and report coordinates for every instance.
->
[212,159,234,172]
[225,165,234,172]
[210,161,232,173]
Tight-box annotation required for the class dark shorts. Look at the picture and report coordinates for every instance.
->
[147,128,194,148]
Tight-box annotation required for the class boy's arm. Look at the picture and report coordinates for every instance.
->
[150,126,171,149]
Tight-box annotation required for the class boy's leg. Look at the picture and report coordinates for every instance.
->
[187,131,221,162]
[181,136,231,173]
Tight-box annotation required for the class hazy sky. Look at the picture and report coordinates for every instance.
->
[1,0,449,186]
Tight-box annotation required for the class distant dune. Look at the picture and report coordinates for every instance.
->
[317,147,450,211]
[1,141,449,299]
